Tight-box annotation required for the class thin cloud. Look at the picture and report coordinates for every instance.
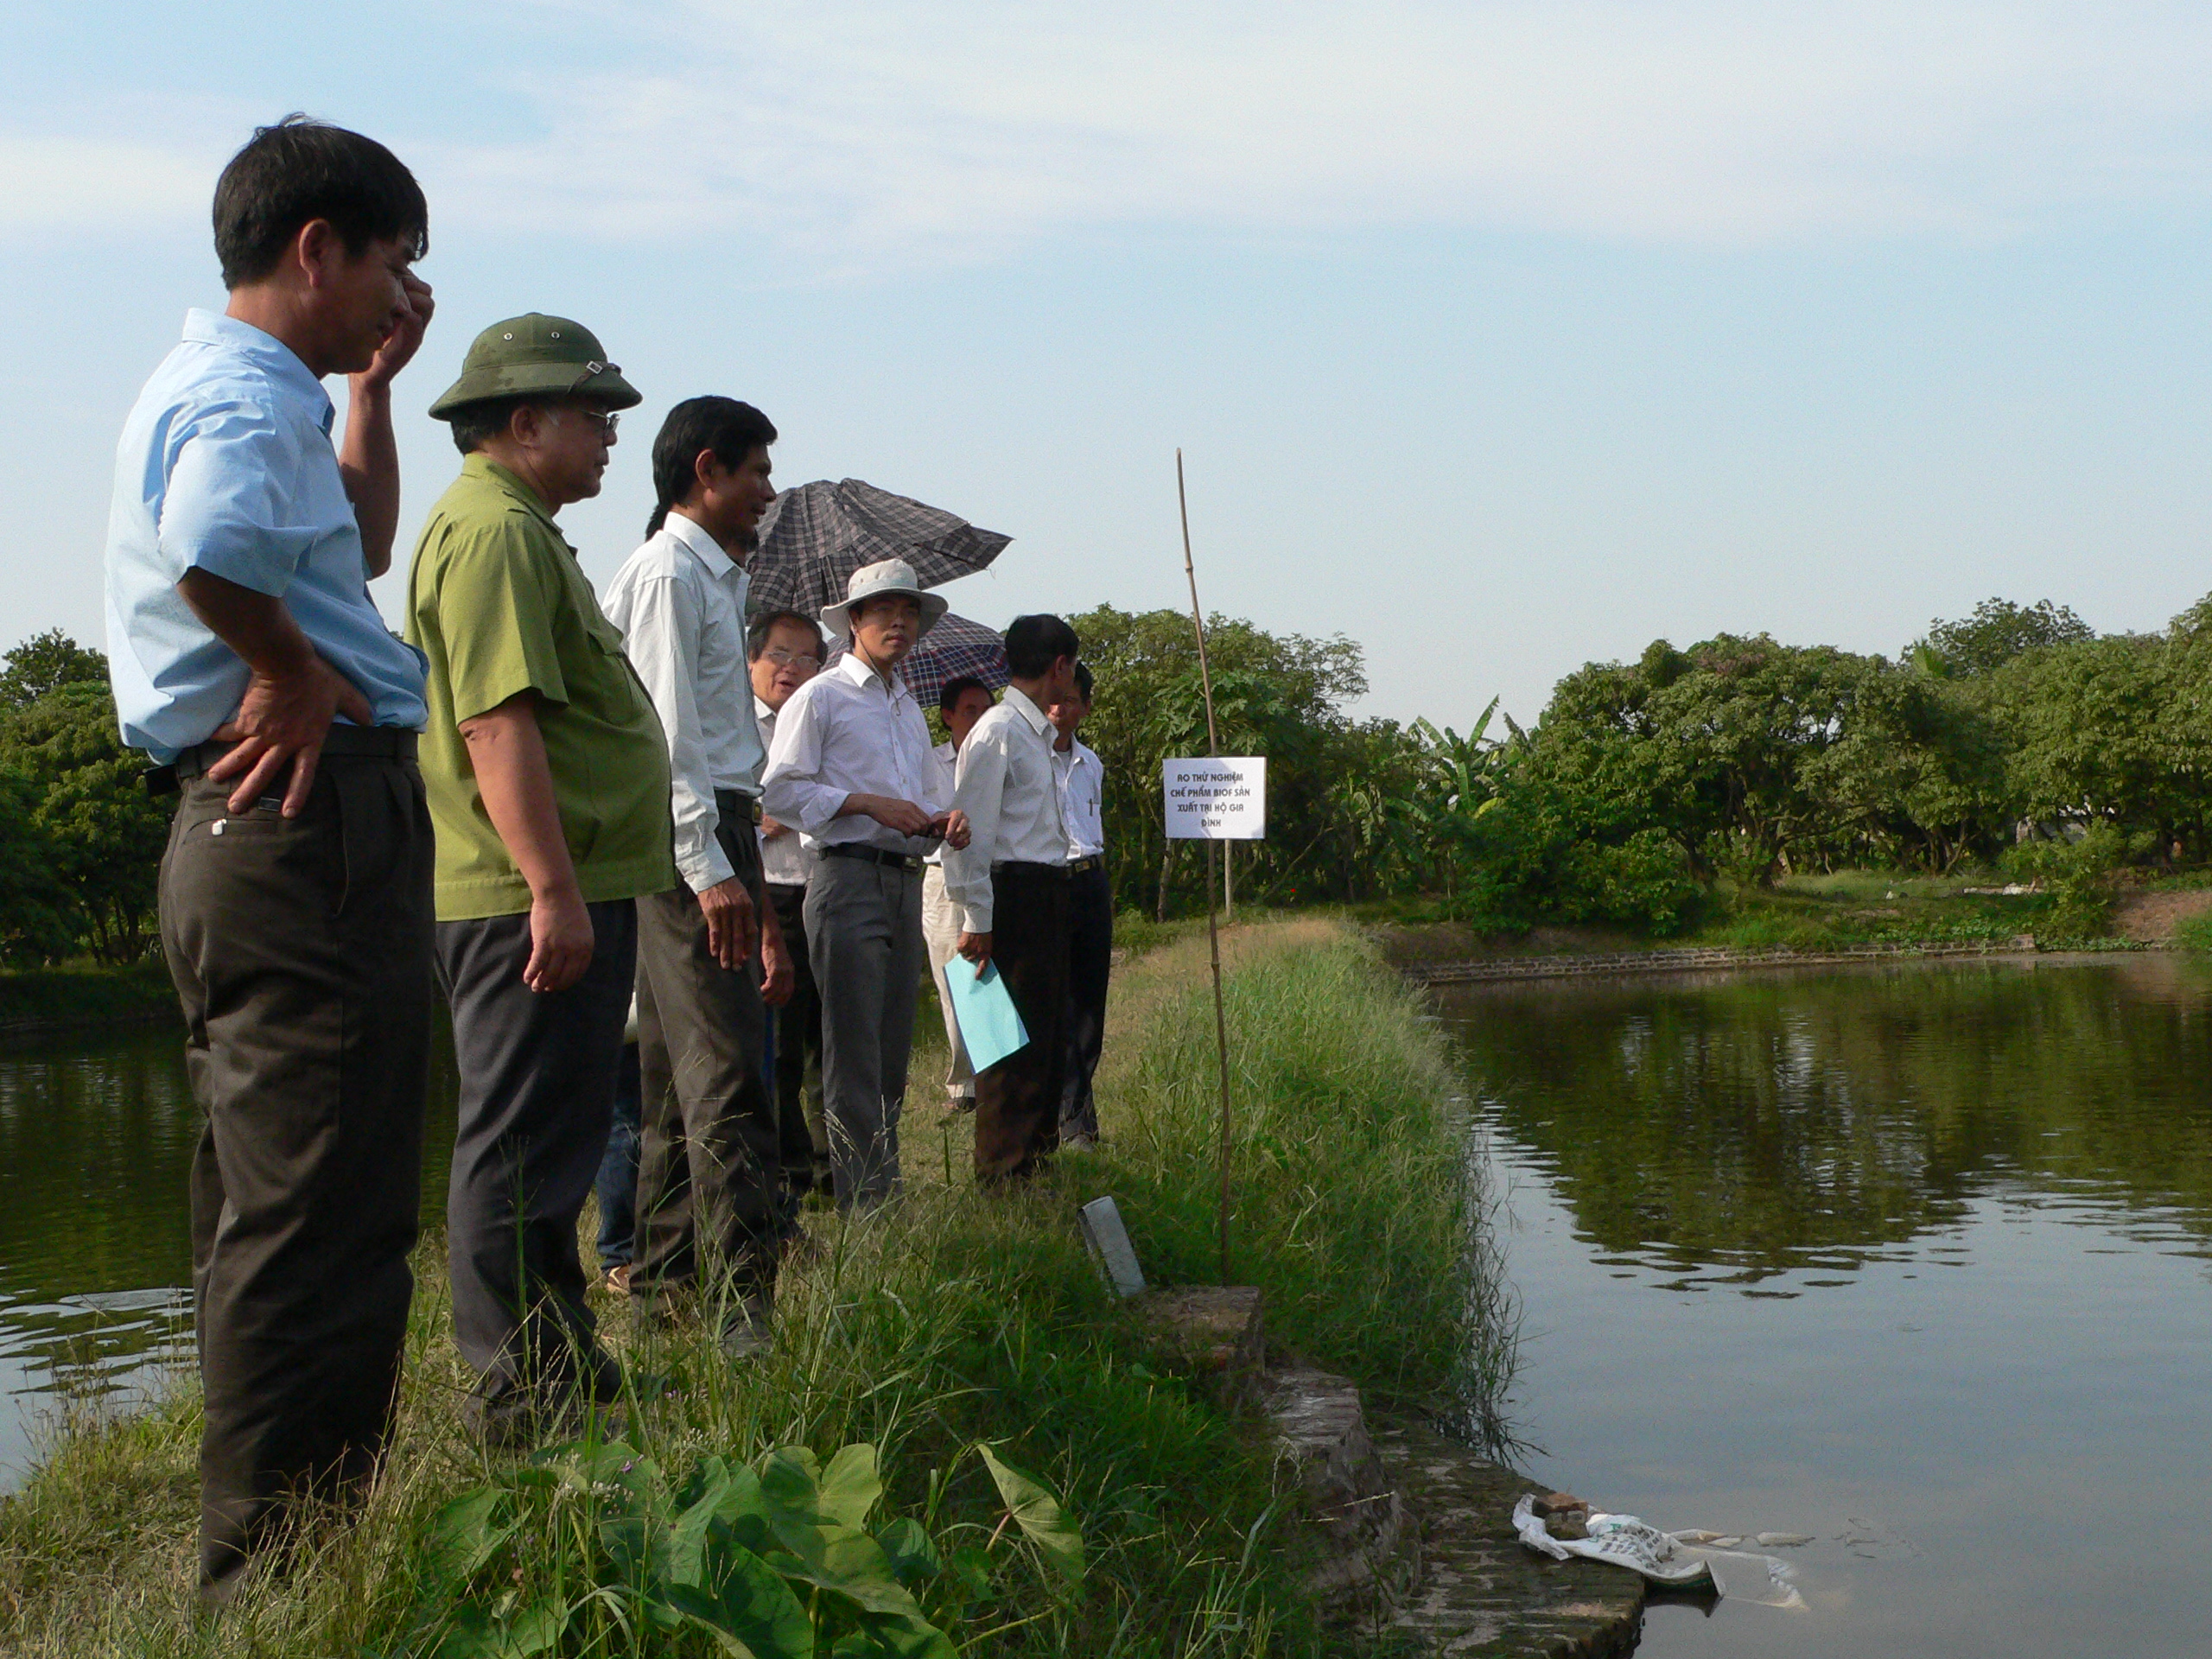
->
[17,3,2212,258]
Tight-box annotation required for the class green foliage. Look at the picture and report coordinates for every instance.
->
[2006,824,2140,943]
[0,632,169,963]
[1907,598,2093,678]
[403,1438,1076,1658]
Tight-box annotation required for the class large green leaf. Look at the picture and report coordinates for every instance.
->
[664,1539,815,1659]
[872,1517,941,1585]
[424,1490,512,1585]
[976,1444,1085,1585]
[817,1445,883,1529]
[502,1597,569,1656]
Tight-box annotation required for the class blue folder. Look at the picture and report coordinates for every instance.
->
[946,958,1030,1073]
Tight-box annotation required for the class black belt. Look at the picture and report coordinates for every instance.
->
[715,788,764,825]
[1068,855,1104,874]
[821,842,925,874]
[993,860,1071,880]
[158,726,419,791]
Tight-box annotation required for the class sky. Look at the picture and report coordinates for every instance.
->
[8,1,2212,730]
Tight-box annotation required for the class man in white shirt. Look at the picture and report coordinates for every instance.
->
[922,677,997,1108]
[761,560,969,1207]
[749,607,830,1203]
[1050,663,1110,1147]
[601,397,793,1354]
[944,614,1082,1185]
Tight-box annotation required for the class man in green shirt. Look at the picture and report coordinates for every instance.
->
[406,314,674,1440]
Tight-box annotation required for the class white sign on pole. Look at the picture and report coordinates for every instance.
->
[1163,756,1267,840]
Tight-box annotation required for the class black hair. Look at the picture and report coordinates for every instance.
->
[1072,661,1094,701]
[213,115,428,289]
[445,395,536,456]
[646,397,778,537]
[747,609,823,660]
[938,676,993,715]
[1004,614,1079,680]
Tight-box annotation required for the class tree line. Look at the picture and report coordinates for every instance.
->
[5,593,2207,965]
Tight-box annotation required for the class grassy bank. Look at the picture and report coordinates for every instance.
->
[0,918,1507,1657]
[0,958,177,1031]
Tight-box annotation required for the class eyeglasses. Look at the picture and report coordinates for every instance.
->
[560,405,620,438]
[761,648,822,670]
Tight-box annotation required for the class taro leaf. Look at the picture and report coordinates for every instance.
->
[872,1517,941,1585]
[503,1597,569,1656]
[817,1445,882,1530]
[976,1444,1086,1585]
[664,1538,814,1659]
[425,1490,513,1585]
[828,1611,959,1659]
[758,1446,823,1516]
[776,1526,928,1619]
[601,1509,675,1586]
[709,1463,781,1558]
[945,1545,996,1599]
[429,1602,499,1659]
[670,1459,736,1586]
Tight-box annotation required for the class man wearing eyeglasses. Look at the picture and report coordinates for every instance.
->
[406,314,675,1442]
[749,608,831,1205]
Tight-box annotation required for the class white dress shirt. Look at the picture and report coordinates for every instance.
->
[754,696,817,887]
[601,512,766,893]
[924,739,959,868]
[1055,738,1106,860]
[944,685,1071,932]
[760,652,945,857]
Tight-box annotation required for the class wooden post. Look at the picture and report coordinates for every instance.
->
[1177,449,1236,1285]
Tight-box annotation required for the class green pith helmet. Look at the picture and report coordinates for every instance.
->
[427,314,644,420]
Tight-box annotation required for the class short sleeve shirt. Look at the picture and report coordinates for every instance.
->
[104,309,428,760]
[405,454,676,920]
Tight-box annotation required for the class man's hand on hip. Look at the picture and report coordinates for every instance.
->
[699,876,760,969]
[206,653,373,816]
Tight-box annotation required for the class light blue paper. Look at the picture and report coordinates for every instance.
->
[945,958,1030,1073]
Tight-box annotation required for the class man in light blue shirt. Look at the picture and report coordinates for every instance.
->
[102,116,436,1604]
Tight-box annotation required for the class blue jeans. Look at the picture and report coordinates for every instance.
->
[594,1043,641,1269]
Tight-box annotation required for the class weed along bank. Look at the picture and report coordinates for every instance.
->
[0,920,1563,1656]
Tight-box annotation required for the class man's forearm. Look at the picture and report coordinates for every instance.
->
[176,568,317,677]
[461,696,580,899]
[338,376,401,579]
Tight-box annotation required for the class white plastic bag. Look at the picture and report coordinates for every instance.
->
[1513,1495,1716,1589]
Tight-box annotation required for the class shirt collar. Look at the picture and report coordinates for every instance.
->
[754,695,776,722]
[183,308,333,435]
[663,512,739,580]
[834,650,915,707]
[1001,683,1054,737]
[461,454,563,533]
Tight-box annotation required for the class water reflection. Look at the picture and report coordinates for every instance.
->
[1447,956,2212,1290]
[0,1017,458,1484]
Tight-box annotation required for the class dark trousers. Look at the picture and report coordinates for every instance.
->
[438,900,636,1416]
[973,865,1071,1184]
[1060,863,1113,1139]
[594,1045,641,1270]
[805,854,926,1206]
[158,741,433,1597]
[766,880,829,1198]
[633,813,782,1302]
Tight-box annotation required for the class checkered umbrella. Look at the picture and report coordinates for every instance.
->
[749,478,1011,618]
[827,612,1008,706]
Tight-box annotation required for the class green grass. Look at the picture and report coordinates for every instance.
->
[0,958,177,1030]
[0,918,1506,1656]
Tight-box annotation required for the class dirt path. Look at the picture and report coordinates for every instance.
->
[2112,887,2212,943]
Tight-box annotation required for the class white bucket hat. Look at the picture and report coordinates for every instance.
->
[819,557,948,643]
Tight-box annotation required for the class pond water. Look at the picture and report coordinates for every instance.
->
[0,1019,459,1489]
[1445,956,2212,1659]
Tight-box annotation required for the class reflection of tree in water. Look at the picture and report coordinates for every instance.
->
[1448,960,2212,1281]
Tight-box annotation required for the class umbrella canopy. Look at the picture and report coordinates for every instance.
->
[750,479,1010,618]
[829,612,1009,707]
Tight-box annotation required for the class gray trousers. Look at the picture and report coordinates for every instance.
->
[633,809,782,1303]
[437,900,636,1416]
[159,735,433,1598]
[804,852,926,1206]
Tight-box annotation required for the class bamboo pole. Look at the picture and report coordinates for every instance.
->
[1177,450,1236,1285]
